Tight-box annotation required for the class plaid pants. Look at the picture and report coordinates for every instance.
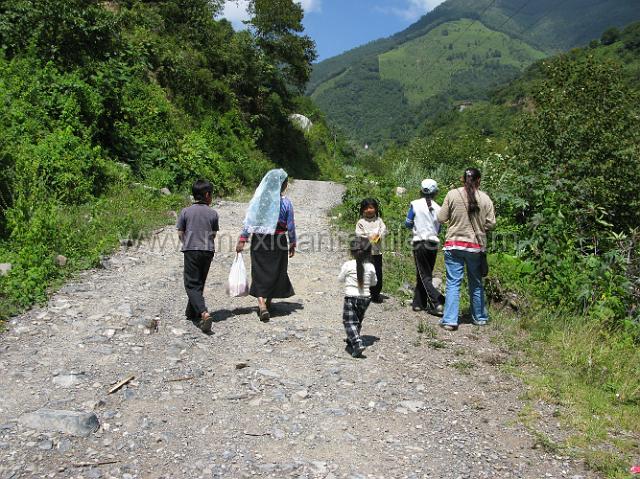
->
[342,296,371,346]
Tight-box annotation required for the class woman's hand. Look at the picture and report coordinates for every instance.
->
[289,245,296,258]
[235,240,245,254]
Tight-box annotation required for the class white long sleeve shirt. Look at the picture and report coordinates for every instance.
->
[355,217,387,255]
[338,260,378,298]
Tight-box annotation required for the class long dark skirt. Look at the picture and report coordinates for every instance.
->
[249,233,295,298]
[412,241,445,310]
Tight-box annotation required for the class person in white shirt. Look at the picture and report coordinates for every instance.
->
[405,179,445,315]
[355,198,387,303]
[338,238,378,358]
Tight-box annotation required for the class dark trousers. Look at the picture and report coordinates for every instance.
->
[370,254,383,300]
[342,296,371,346]
[183,250,214,319]
[412,241,445,310]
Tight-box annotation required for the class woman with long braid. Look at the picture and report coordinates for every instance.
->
[437,168,496,331]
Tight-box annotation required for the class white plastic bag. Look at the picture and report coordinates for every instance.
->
[226,253,249,297]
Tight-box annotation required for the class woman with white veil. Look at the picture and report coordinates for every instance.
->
[236,169,296,321]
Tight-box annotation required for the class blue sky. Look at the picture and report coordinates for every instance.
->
[220,0,447,61]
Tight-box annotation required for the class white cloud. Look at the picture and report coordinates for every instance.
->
[220,0,251,29]
[299,0,322,13]
[378,0,446,22]
[220,0,321,30]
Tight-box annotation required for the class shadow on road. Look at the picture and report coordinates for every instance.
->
[212,307,255,323]
[361,335,380,347]
[268,301,304,318]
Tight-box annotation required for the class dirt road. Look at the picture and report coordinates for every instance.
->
[0,180,591,478]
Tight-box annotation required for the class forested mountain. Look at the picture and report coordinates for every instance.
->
[308,0,640,147]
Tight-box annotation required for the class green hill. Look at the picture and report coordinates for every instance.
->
[308,0,640,147]
[379,19,546,105]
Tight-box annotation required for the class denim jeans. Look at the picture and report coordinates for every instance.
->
[441,249,489,326]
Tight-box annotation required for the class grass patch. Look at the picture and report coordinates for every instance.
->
[0,184,187,323]
[429,339,447,349]
[451,360,475,374]
[417,319,437,337]
[493,306,640,478]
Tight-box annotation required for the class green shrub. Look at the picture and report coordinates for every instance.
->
[14,128,108,205]
[173,130,237,195]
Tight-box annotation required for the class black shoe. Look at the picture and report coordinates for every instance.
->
[439,323,458,331]
[259,307,270,322]
[426,304,444,316]
[351,342,366,358]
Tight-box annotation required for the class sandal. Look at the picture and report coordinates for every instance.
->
[259,307,270,322]
[199,312,213,334]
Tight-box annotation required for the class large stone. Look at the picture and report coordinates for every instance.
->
[395,187,408,197]
[55,255,68,267]
[53,373,84,388]
[256,369,280,379]
[289,113,313,132]
[0,263,11,276]
[398,400,425,413]
[19,409,100,437]
[159,187,171,196]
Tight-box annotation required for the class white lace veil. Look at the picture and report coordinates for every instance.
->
[243,168,288,235]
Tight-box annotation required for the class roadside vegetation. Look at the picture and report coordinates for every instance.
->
[0,0,353,321]
[333,22,640,477]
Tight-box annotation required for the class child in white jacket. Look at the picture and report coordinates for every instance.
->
[338,238,377,358]
[355,198,387,303]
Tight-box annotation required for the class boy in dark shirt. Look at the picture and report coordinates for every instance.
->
[176,180,219,333]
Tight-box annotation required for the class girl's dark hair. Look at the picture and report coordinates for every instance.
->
[463,168,481,215]
[192,179,213,202]
[359,198,380,217]
[280,177,289,193]
[350,237,372,288]
[421,190,433,210]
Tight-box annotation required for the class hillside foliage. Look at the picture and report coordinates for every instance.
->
[333,24,640,474]
[0,0,351,318]
[308,0,640,148]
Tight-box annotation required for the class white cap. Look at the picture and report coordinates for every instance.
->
[420,179,438,195]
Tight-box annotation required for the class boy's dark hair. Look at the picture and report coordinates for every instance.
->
[350,237,372,288]
[359,198,380,217]
[192,179,213,202]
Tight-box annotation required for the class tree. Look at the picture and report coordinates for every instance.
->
[0,0,120,68]
[600,26,620,46]
[247,0,316,93]
[513,55,640,241]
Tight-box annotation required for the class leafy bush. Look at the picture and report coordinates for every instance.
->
[0,0,344,321]
[0,184,184,316]
[15,128,109,205]
[510,55,640,322]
